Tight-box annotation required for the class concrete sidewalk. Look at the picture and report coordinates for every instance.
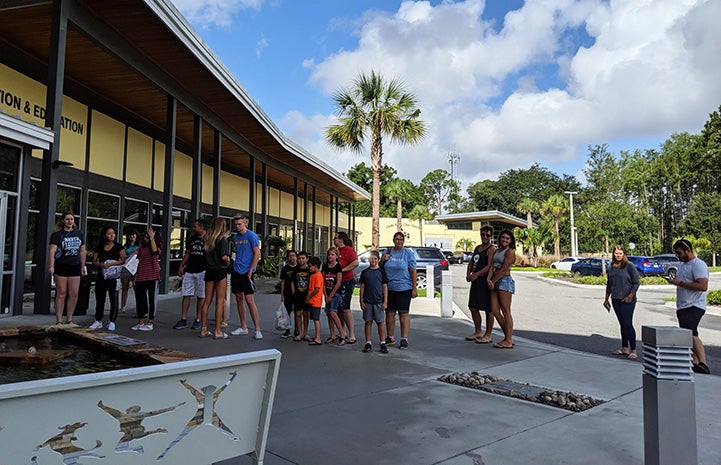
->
[3,279,721,464]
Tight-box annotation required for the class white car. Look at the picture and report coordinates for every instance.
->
[550,256,583,271]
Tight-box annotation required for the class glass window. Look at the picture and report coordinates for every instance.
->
[86,190,120,260]
[0,145,20,192]
[87,191,119,220]
[56,185,81,216]
[123,198,148,225]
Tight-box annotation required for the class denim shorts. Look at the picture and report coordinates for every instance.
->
[325,293,341,312]
[496,275,515,294]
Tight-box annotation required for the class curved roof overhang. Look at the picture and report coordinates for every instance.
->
[0,0,369,204]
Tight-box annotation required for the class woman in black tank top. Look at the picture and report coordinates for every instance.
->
[465,226,495,343]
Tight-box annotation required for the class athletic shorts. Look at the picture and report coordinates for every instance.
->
[325,293,341,312]
[362,303,385,323]
[54,262,82,277]
[294,294,308,313]
[231,271,255,294]
[204,268,227,283]
[182,271,206,297]
[309,306,322,321]
[386,289,412,314]
[338,280,355,310]
[677,305,705,337]
[496,275,515,294]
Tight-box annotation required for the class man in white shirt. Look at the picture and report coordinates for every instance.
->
[668,239,710,374]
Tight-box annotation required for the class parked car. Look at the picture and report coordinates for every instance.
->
[354,246,449,290]
[550,256,583,271]
[651,253,681,279]
[627,255,665,277]
[570,258,610,277]
[461,251,474,263]
[443,250,461,265]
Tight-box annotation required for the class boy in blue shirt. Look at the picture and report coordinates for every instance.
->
[359,250,389,353]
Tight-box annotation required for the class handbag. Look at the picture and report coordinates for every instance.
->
[120,254,139,278]
[101,260,123,280]
[275,303,290,330]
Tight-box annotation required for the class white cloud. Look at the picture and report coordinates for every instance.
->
[173,0,264,28]
[255,34,269,56]
[280,0,721,187]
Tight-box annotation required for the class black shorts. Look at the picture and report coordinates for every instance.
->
[294,294,308,312]
[54,261,82,277]
[309,306,321,321]
[231,271,255,294]
[387,290,412,313]
[204,268,227,283]
[677,306,705,337]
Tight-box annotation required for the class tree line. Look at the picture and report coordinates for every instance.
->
[344,105,721,261]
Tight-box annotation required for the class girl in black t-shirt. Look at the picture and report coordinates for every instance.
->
[322,247,346,345]
[90,226,126,331]
[48,211,87,325]
[278,250,298,338]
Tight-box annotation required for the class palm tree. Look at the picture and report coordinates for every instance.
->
[456,237,476,251]
[540,194,568,259]
[326,70,427,249]
[408,204,432,246]
[385,178,414,232]
[514,226,548,267]
[516,197,539,258]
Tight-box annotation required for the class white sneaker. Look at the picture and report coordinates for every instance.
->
[131,323,143,330]
[139,323,154,331]
[107,322,116,331]
[231,327,249,336]
[254,331,263,340]
[89,320,103,330]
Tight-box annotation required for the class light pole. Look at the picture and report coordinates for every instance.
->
[565,191,578,256]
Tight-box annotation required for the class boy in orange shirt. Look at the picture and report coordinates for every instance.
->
[306,256,324,345]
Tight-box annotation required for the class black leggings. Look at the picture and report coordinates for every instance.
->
[95,278,118,322]
[135,280,158,320]
[612,298,637,350]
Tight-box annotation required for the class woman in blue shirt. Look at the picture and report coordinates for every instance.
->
[381,232,417,350]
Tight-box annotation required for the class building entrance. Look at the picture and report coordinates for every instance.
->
[0,144,21,317]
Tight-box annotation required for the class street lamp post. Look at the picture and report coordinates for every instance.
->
[565,191,578,256]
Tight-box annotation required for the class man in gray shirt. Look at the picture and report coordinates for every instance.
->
[668,239,710,374]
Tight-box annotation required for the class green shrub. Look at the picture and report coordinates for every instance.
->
[708,289,721,306]
[256,255,283,278]
[575,275,607,285]
[542,270,570,278]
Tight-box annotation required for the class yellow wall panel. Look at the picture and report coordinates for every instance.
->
[125,128,153,188]
[202,164,214,204]
[220,172,248,210]
[88,110,124,179]
[153,141,165,190]
[58,96,87,168]
[255,184,263,212]
[268,188,280,216]
[173,150,192,199]
[280,191,294,219]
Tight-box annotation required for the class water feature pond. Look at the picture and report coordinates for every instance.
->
[0,327,181,385]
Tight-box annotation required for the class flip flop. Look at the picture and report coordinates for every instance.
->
[493,343,514,349]
[627,353,638,360]
[198,331,212,338]
[475,338,493,344]
[213,332,229,340]
[337,338,346,346]
[465,335,479,341]
[325,336,336,344]
[308,340,323,346]
[611,350,629,356]
[346,338,357,345]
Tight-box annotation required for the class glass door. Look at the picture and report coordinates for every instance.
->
[0,191,16,316]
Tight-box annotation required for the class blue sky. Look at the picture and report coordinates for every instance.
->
[172,0,721,187]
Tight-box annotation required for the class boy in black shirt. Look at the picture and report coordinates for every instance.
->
[291,251,310,341]
[359,250,389,353]
[279,250,298,338]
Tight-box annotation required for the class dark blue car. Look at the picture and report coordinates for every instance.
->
[570,258,610,276]
[627,255,665,277]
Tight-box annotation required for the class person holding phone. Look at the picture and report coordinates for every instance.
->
[604,245,640,360]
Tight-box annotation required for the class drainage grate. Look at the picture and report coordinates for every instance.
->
[438,372,604,412]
